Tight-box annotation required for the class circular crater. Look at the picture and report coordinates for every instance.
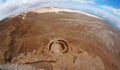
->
[48,39,69,53]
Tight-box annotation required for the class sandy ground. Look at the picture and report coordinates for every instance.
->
[0,8,120,70]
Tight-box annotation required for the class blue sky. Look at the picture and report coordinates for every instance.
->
[95,0,120,8]
[0,0,120,30]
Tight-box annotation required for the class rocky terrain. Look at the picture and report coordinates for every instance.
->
[0,8,120,70]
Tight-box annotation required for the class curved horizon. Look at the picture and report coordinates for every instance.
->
[0,0,120,31]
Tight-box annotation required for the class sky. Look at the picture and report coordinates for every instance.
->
[0,0,120,30]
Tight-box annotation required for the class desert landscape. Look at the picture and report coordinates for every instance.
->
[0,8,120,70]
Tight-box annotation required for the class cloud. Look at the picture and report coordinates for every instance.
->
[73,0,95,4]
[101,6,120,16]
[0,0,6,3]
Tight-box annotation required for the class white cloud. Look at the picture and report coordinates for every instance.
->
[73,0,95,3]
[101,6,120,16]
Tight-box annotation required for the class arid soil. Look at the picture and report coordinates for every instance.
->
[0,8,120,70]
